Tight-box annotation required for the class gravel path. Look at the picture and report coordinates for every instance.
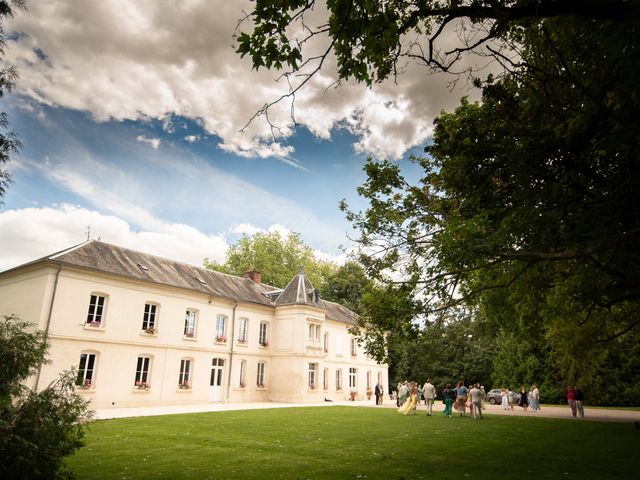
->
[94,400,640,423]
[373,400,640,423]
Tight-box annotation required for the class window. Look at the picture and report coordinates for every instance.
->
[215,315,227,342]
[76,352,97,388]
[239,360,247,388]
[259,322,269,347]
[323,332,329,353]
[349,367,357,389]
[307,323,321,340]
[134,356,151,389]
[323,368,329,390]
[184,309,197,337]
[308,363,318,390]
[336,369,342,390]
[179,359,192,388]
[367,370,372,389]
[256,362,265,388]
[142,303,158,332]
[86,294,106,326]
[238,318,248,343]
[350,337,357,357]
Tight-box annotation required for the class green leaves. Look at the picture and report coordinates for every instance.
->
[0,316,91,480]
[204,230,336,290]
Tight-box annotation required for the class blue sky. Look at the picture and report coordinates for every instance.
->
[0,1,473,271]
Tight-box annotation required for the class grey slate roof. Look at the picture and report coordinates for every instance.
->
[276,269,322,307]
[4,240,356,324]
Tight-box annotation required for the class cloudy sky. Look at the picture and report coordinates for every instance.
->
[0,0,478,271]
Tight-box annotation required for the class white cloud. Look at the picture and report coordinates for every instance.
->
[230,223,264,236]
[184,135,198,143]
[136,135,161,149]
[0,204,229,271]
[4,0,479,162]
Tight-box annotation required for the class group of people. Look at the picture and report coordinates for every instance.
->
[393,380,438,416]
[394,380,486,419]
[566,386,585,418]
[389,380,586,419]
[500,384,541,412]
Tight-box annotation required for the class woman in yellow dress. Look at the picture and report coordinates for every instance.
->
[398,382,419,415]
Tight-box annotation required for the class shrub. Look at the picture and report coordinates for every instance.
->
[0,315,92,479]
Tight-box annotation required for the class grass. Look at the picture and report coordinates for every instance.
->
[67,406,638,480]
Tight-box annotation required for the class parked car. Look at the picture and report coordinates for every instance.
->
[486,388,521,405]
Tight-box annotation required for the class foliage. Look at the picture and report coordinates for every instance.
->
[0,0,24,204]
[343,14,640,393]
[318,260,370,313]
[235,0,635,119]
[0,314,48,399]
[236,0,635,84]
[401,309,494,390]
[0,315,91,480]
[204,230,336,289]
[67,407,638,480]
[349,280,417,365]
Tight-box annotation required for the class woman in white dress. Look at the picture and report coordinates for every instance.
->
[500,388,510,410]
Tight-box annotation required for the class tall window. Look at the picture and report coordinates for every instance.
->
[350,337,357,357]
[323,368,329,390]
[239,360,247,387]
[308,323,321,341]
[86,294,106,326]
[349,367,357,389]
[308,363,318,390]
[367,370,372,389]
[142,303,158,332]
[76,352,96,387]
[238,318,248,343]
[256,362,265,388]
[184,310,197,337]
[178,359,191,388]
[323,332,329,352]
[134,356,151,388]
[259,322,269,346]
[216,315,227,342]
[336,369,342,390]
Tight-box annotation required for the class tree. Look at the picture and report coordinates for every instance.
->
[235,0,637,118]
[204,230,336,289]
[342,15,640,385]
[0,315,91,480]
[0,0,23,204]
[319,260,371,313]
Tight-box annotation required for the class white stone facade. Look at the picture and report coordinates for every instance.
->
[0,241,388,409]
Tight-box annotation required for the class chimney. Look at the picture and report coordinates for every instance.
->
[243,269,262,284]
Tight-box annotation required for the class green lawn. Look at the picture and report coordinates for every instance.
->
[68,406,637,480]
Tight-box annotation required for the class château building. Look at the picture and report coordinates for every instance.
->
[0,240,388,409]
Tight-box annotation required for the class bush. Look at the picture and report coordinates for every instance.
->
[0,315,92,479]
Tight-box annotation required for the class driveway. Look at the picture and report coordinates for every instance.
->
[93,399,640,423]
[372,400,640,423]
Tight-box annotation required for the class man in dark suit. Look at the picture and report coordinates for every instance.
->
[374,382,382,405]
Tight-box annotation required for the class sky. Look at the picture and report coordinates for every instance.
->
[0,0,481,272]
